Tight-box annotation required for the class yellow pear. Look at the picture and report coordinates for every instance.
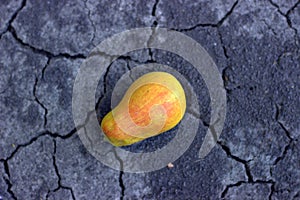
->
[101,72,186,146]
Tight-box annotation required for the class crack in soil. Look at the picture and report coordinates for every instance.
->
[112,149,125,200]
[173,0,239,32]
[146,0,160,61]
[41,57,51,80]
[3,0,86,59]
[0,129,79,200]
[84,0,96,47]
[272,103,293,165]
[8,25,86,59]
[1,161,17,200]
[33,76,48,128]
[217,141,253,182]
[221,179,274,198]
[2,0,86,59]
[1,128,78,162]
[3,176,17,200]
[0,0,26,40]
[269,181,275,200]
[268,0,300,47]
[50,139,76,200]
[219,102,294,199]
[217,28,232,94]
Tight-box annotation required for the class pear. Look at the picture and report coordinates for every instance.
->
[101,72,186,146]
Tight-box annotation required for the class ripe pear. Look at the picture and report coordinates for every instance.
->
[101,72,186,146]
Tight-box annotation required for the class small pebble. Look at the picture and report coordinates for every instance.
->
[167,163,174,168]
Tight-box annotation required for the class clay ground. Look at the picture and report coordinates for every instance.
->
[0,0,300,199]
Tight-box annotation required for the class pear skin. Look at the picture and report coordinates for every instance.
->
[101,72,186,146]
